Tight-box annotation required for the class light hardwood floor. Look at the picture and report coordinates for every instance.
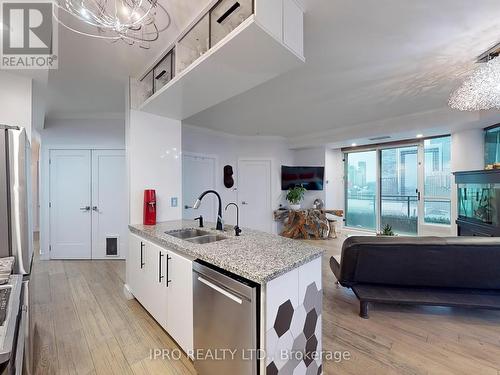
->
[32,234,500,375]
[31,256,196,375]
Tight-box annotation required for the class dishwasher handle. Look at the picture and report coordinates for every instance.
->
[197,276,243,304]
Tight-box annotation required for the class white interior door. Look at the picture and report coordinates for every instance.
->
[182,154,216,221]
[238,159,272,232]
[49,150,92,259]
[91,150,127,259]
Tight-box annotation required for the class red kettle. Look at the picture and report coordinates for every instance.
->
[143,189,157,225]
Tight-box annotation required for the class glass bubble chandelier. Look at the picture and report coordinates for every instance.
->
[449,52,500,111]
[53,0,171,48]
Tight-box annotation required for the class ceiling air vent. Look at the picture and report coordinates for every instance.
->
[368,136,391,141]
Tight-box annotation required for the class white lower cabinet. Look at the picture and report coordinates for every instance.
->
[128,234,148,305]
[127,233,193,354]
[165,250,194,354]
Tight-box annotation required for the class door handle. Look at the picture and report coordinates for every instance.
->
[140,242,145,268]
[197,276,243,304]
[241,201,248,205]
[80,206,91,211]
[159,252,164,283]
[166,254,172,287]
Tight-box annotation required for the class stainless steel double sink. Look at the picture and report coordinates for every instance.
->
[166,229,227,244]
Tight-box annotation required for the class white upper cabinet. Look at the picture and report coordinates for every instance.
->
[283,0,304,58]
[133,0,305,120]
[255,0,283,41]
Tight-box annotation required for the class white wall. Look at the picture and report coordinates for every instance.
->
[325,148,344,212]
[31,134,41,231]
[0,71,32,140]
[182,124,294,232]
[40,118,126,147]
[447,128,485,236]
[39,118,126,258]
[451,128,485,173]
[129,110,182,224]
[31,79,47,131]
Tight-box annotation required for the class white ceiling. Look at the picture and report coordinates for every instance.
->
[184,0,500,146]
[45,0,500,146]
[45,0,211,119]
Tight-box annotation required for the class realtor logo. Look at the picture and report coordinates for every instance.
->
[1,1,58,69]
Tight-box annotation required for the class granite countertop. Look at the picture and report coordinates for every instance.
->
[129,220,324,284]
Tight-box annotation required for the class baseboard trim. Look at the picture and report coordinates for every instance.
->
[123,284,135,300]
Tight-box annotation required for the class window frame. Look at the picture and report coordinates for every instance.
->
[343,135,452,234]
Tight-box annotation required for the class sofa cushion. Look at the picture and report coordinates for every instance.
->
[338,236,500,289]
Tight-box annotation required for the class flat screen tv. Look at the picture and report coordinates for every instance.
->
[281,166,324,191]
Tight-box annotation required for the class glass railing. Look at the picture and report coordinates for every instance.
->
[380,195,418,235]
[345,194,376,230]
[346,194,451,235]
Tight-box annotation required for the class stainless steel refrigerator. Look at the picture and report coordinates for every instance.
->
[0,125,33,276]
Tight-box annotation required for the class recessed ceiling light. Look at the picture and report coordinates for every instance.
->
[351,143,357,147]
[416,134,423,138]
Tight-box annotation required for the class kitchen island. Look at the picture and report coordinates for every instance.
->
[126,220,324,375]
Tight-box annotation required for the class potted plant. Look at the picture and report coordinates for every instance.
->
[286,185,307,210]
[378,224,395,236]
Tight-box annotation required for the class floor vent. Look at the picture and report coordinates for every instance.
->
[106,237,118,256]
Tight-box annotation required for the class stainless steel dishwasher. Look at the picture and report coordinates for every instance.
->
[193,260,259,375]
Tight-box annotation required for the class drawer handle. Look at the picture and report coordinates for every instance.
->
[197,276,242,304]
[217,2,241,24]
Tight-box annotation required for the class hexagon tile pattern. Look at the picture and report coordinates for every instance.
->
[266,282,323,375]
[267,361,279,375]
[304,335,318,367]
[303,309,318,339]
[274,300,295,338]
[303,282,319,312]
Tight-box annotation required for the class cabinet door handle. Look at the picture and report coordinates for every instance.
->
[217,2,241,24]
[159,252,164,283]
[166,255,172,287]
[155,70,167,80]
[140,242,145,269]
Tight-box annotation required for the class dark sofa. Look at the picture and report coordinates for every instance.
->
[330,236,500,318]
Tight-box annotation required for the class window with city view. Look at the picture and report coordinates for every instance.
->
[380,145,418,235]
[344,136,452,234]
[345,151,377,230]
[423,136,451,225]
